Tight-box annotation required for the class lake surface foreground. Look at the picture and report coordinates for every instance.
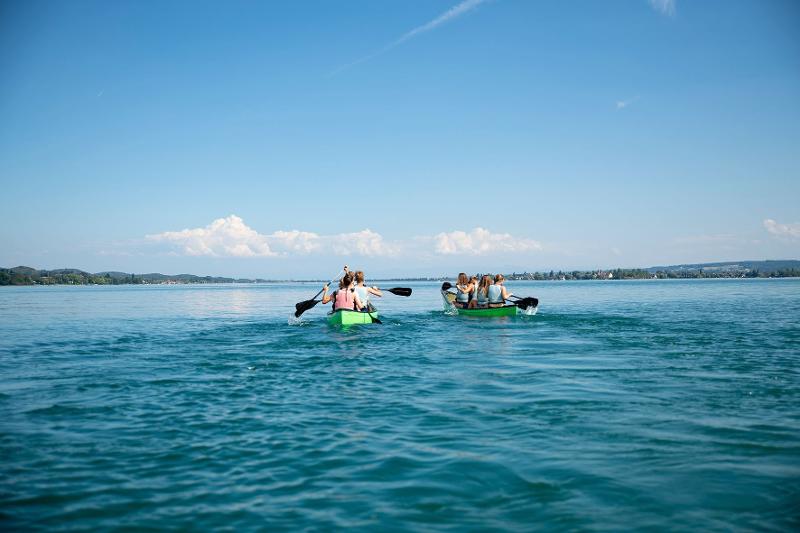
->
[1,279,798,530]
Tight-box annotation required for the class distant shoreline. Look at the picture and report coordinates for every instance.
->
[2,260,799,286]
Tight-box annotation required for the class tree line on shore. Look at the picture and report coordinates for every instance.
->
[0,267,265,286]
[2,262,799,286]
[505,267,800,281]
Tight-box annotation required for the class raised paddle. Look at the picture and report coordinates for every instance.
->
[294,270,343,318]
[376,287,412,297]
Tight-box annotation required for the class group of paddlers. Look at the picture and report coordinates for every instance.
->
[452,272,513,308]
[321,266,380,312]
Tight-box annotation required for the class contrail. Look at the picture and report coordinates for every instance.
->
[331,0,490,76]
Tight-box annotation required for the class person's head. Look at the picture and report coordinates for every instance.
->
[479,274,493,293]
[355,271,365,284]
[494,274,504,284]
[457,272,468,285]
[470,276,478,284]
[341,271,355,289]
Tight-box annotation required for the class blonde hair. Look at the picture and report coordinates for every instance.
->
[457,272,468,285]
[479,274,493,295]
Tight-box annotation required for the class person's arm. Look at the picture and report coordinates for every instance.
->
[320,285,332,304]
[368,286,382,297]
[501,285,512,300]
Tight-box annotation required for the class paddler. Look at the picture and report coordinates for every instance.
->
[321,268,365,311]
[454,272,473,309]
[470,274,493,308]
[354,270,382,312]
[488,274,512,307]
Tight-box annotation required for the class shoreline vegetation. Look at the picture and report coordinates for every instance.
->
[2,260,799,286]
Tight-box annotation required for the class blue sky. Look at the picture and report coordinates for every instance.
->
[1,0,799,278]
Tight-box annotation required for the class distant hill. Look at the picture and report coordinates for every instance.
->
[505,260,800,281]
[646,260,800,274]
[0,266,270,286]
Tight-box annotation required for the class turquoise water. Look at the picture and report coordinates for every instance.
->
[1,279,799,530]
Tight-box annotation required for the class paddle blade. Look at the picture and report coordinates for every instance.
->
[371,315,382,324]
[294,298,321,317]
[385,287,412,297]
[514,297,539,309]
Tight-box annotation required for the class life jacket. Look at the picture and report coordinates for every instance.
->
[456,284,470,303]
[488,285,503,304]
[475,286,489,306]
[334,288,356,310]
[355,285,369,306]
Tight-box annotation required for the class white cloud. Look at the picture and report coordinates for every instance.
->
[616,96,639,110]
[394,0,488,45]
[649,0,676,17]
[269,230,322,254]
[764,219,800,239]
[433,228,542,255]
[330,229,399,257]
[333,0,489,74]
[147,216,398,258]
[147,215,276,257]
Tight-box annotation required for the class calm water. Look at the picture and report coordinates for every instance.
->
[1,279,798,531]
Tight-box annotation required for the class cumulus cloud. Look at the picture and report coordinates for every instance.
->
[147,215,275,257]
[147,216,398,258]
[649,0,676,17]
[330,229,398,257]
[763,219,800,239]
[433,228,542,255]
[270,230,322,254]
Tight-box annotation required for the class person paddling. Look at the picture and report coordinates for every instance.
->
[488,274,512,307]
[354,270,382,312]
[454,273,473,309]
[321,270,364,311]
[470,274,493,309]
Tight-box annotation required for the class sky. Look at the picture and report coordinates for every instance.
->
[1,0,799,278]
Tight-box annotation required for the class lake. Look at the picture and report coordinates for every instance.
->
[1,279,798,530]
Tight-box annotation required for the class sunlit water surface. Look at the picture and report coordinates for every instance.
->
[1,280,798,530]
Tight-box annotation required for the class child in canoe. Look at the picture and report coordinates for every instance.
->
[469,274,493,308]
[321,270,365,311]
[488,274,512,307]
[454,273,475,308]
[354,271,382,312]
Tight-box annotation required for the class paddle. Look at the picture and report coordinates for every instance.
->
[294,270,343,318]
[377,287,412,297]
[360,287,410,324]
[508,295,539,309]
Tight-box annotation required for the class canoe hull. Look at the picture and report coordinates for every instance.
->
[327,309,379,325]
[456,305,519,317]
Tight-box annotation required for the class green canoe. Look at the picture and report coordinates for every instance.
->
[456,305,519,317]
[327,309,379,325]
